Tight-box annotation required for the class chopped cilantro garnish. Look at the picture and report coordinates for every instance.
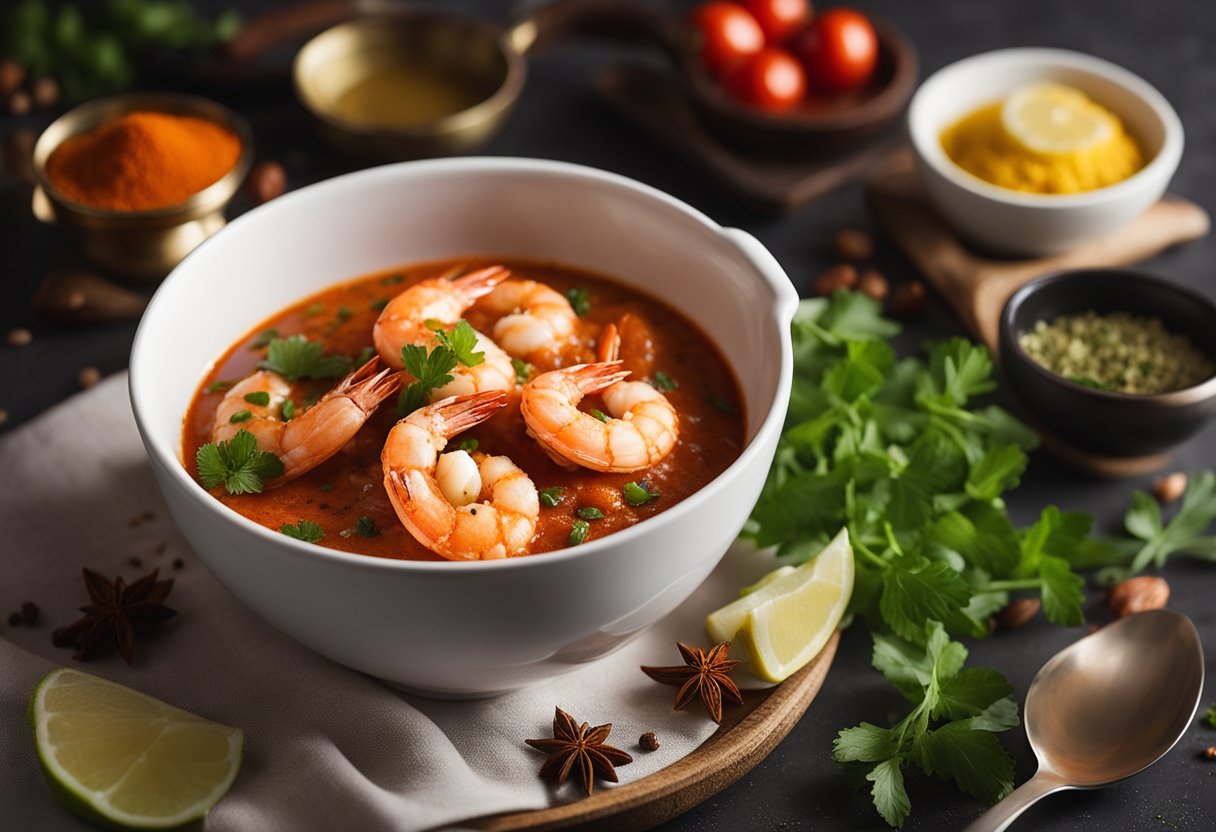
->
[229,410,252,423]
[370,298,390,312]
[566,287,591,317]
[512,357,530,384]
[432,320,485,367]
[382,273,405,285]
[623,481,659,506]
[539,487,565,508]
[304,302,325,317]
[249,329,278,350]
[1205,703,1216,729]
[243,391,270,406]
[706,393,735,414]
[397,342,458,415]
[336,306,353,322]
[204,380,234,394]
[460,438,479,452]
[355,516,378,538]
[652,371,678,391]
[261,335,354,381]
[319,483,333,492]
[590,408,609,423]
[195,430,284,495]
[577,506,605,520]
[569,520,590,546]
[280,399,296,421]
[280,520,324,543]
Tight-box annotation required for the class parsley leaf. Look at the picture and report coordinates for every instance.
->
[565,287,591,317]
[204,379,234,393]
[622,481,659,506]
[577,506,605,520]
[651,371,678,391]
[195,430,284,495]
[569,520,590,546]
[397,342,458,415]
[539,487,565,508]
[460,438,479,452]
[355,516,378,538]
[261,335,354,381]
[243,391,270,406]
[249,328,278,349]
[280,520,324,542]
[1100,471,1216,583]
[512,358,531,384]
[432,320,485,367]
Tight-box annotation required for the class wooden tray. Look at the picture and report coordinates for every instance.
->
[468,631,840,831]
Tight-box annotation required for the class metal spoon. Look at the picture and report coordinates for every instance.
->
[964,609,1204,832]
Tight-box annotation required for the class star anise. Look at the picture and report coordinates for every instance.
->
[641,641,743,724]
[525,707,633,796]
[52,568,176,665]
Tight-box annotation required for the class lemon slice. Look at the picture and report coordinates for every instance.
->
[1001,83,1115,154]
[29,668,243,830]
[707,528,853,683]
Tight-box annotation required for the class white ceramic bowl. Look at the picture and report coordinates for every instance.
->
[908,48,1183,256]
[130,158,799,697]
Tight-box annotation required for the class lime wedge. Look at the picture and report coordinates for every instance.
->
[29,668,243,830]
[1001,83,1115,155]
[707,528,853,682]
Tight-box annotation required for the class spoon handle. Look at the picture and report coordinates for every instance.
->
[962,773,1069,832]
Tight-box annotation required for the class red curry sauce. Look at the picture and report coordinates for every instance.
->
[182,259,744,561]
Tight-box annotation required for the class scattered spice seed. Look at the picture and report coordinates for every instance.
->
[857,269,889,302]
[52,568,176,665]
[8,90,31,117]
[245,160,287,204]
[1205,747,1216,761]
[78,366,101,388]
[31,76,59,109]
[640,731,660,751]
[833,228,874,262]
[6,327,32,347]
[1153,472,1187,504]
[525,707,633,796]
[641,642,743,724]
[20,602,40,625]
[889,280,927,319]
[814,263,858,296]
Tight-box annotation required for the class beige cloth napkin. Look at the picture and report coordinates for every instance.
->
[0,374,777,831]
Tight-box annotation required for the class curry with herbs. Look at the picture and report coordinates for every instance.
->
[183,259,744,562]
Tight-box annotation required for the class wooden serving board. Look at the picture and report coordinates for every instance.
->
[467,631,840,832]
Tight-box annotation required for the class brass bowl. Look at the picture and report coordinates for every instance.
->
[32,93,254,281]
[292,13,525,160]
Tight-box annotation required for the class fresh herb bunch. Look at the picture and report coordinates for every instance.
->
[195,429,283,495]
[746,293,1109,826]
[1,0,239,103]
[260,335,354,381]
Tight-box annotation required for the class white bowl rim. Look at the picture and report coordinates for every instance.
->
[130,156,797,576]
[908,47,1184,209]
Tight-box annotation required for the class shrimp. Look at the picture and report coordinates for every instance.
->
[520,325,679,473]
[212,359,401,484]
[373,265,516,397]
[382,391,539,560]
[476,278,579,362]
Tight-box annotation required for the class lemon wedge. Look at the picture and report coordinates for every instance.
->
[1001,82,1116,155]
[29,668,243,830]
[707,528,854,683]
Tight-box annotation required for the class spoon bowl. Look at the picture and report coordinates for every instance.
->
[965,609,1204,832]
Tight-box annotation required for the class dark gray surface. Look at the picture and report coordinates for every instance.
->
[2,1,1214,830]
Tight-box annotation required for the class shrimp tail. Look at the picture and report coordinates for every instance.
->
[431,391,510,438]
[452,265,511,304]
[333,358,403,411]
[570,360,630,396]
[597,323,621,363]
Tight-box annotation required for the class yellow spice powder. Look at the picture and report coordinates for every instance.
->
[940,99,1144,195]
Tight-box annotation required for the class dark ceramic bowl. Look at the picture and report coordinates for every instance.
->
[1000,269,1216,457]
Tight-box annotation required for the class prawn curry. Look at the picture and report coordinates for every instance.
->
[184,259,744,562]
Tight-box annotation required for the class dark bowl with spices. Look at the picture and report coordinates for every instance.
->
[1000,269,1216,457]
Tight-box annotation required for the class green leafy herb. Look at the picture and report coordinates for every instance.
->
[833,622,1017,828]
[261,335,354,381]
[280,520,324,543]
[204,380,233,394]
[195,430,284,495]
[569,520,590,546]
[397,342,458,415]
[577,507,605,520]
[370,298,390,312]
[355,516,378,538]
[250,328,278,349]
[590,408,609,423]
[280,399,296,421]
[243,391,270,406]
[1097,472,1216,585]
[539,487,565,508]
[652,371,678,391]
[382,273,405,285]
[304,303,325,317]
[1205,703,1216,729]
[460,438,479,452]
[1070,375,1110,391]
[566,287,591,317]
[432,320,485,367]
[706,393,735,414]
[512,358,531,384]
[622,481,659,506]
[319,483,333,492]
[336,306,353,323]
[228,410,252,423]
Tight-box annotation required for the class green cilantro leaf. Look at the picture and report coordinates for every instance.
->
[243,391,270,406]
[565,287,590,317]
[355,516,378,538]
[569,520,589,546]
[261,335,354,381]
[432,320,485,367]
[913,723,1015,805]
[866,758,912,828]
[622,481,659,506]
[204,379,234,393]
[280,399,296,421]
[370,298,390,311]
[1038,555,1084,627]
[397,342,458,415]
[280,520,324,543]
[195,430,284,495]
[577,506,605,520]
[590,408,609,423]
[512,358,530,384]
[460,438,479,452]
[832,723,899,763]
[229,410,252,423]
[249,328,278,349]
[651,371,678,391]
[965,445,1027,502]
[539,487,565,508]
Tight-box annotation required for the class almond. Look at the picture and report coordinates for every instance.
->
[996,597,1041,631]
[1108,576,1169,619]
[814,264,858,296]
[1152,472,1187,503]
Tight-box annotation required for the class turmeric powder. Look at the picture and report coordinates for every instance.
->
[47,111,241,212]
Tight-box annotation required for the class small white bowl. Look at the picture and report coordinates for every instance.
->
[908,48,1183,256]
[130,157,799,697]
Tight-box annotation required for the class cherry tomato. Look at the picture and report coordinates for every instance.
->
[690,2,765,76]
[743,0,812,44]
[795,8,878,93]
[724,47,807,111]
